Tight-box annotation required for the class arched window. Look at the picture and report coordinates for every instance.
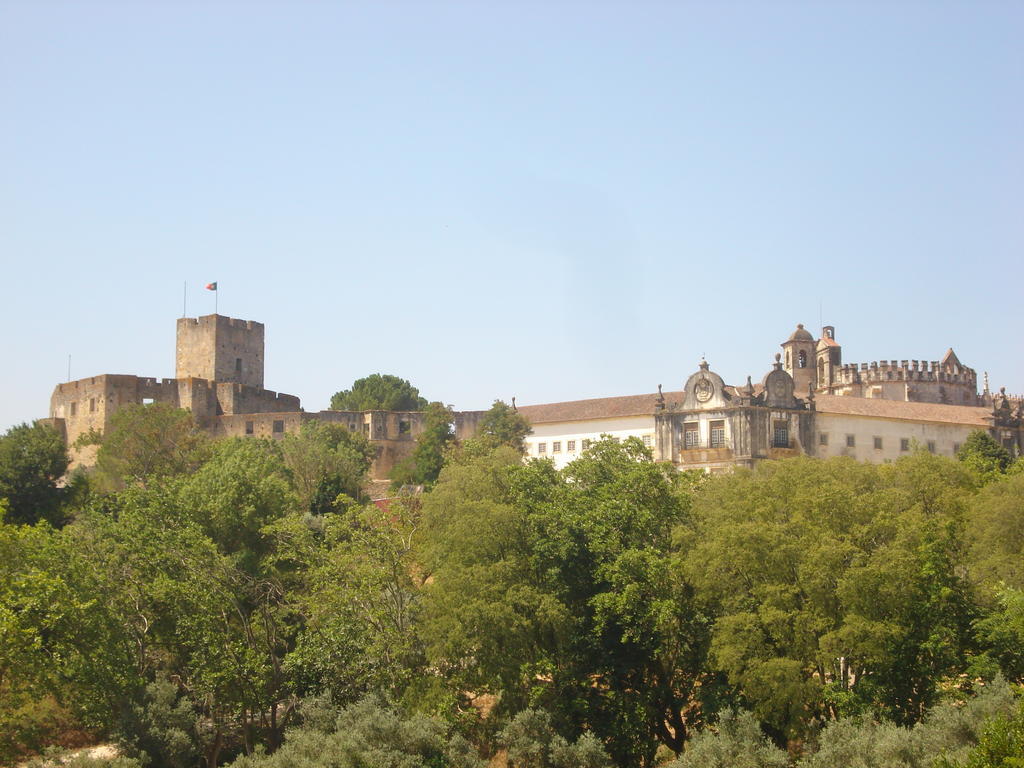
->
[798,350,807,369]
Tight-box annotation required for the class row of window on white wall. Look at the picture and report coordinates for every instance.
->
[534,434,653,455]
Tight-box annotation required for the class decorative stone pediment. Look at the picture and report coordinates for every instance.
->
[762,354,798,408]
[682,359,730,410]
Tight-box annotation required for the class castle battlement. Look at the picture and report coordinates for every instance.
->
[177,314,264,332]
[833,360,978,387]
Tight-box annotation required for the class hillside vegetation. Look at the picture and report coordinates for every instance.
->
[1,404,1022,767]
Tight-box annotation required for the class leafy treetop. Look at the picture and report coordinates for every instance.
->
[329,375,428,412]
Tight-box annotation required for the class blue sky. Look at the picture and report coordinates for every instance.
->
[2,0,1022,431]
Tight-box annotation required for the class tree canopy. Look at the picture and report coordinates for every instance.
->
[329,374,428,412]
[2,416,1023,767]
[0,421,69,526]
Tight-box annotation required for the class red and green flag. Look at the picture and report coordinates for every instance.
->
[205,282,217,291]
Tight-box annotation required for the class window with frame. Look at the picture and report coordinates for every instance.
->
[552,441,561,453]
[873,436,883,450]
[900,438,910,452]
[538,442,546,454]
[272,420,284,433]
[819,432,829,446]
[581,439,591,450]
[710,420,725,448]
[642,434,652,447]
[927,440,936,453]
[567,440,576,451]
[953,442,961,454]
[70,401,77,416]
[684,423,699,449]
[773,421,789,448]
[846,434,856,448]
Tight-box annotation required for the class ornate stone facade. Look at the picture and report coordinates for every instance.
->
[518,324,1023,472]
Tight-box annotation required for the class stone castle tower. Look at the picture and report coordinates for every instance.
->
[175,315,264,388]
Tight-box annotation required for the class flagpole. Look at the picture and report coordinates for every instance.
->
[183,281,187,318]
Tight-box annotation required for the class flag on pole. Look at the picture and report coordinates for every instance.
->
[205,282,218,291]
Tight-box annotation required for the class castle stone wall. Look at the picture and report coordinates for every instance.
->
[829,359,978,404]
[176,315,264,388]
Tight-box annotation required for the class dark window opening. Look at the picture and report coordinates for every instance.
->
[900,438,910,452]
[798,350,807,368]
[846,434,856,448]
[273,420,284,434]
[819,432,828,446]
[235,357,242,373]
[245,421,254,435]
[399,420,411,435]
[773,421,789,448]
[873,436,883,450]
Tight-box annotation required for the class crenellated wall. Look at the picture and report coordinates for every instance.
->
[176,315,265,388]
[828,359,979,404]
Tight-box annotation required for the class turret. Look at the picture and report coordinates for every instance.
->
[781,323,816,396]
[816,325,842,393]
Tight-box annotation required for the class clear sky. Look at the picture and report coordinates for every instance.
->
[2,0,1022,431]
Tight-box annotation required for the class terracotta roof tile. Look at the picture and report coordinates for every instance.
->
[516,391,683,424]
[814,394,991,426]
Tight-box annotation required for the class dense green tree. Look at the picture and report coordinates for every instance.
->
[421,438,710,766]
[390,402,455,488]
[92,403,208,490]
[966,471,1024,591]
[665,710,787,768]
[974,587,1024,683]
[683,453,977,742]
[329,374,428,412]
[280,421,375,511]
[471,400,533,454]
[958,430,1013,480]
[499,709,611,768]
[0,421,70,526]
[805,678,1017,768]
[229,695,484,768]
[273,498,426,703]
[176,438,298,569]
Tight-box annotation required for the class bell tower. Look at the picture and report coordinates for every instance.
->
[781,324,816,397]
[816,325,842,393]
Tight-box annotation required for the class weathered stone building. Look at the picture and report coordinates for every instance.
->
[46,314,483,479]
[517,324,1023,472]
[44,316,1023,479]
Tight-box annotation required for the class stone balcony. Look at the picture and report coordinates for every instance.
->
[678,446,734,464]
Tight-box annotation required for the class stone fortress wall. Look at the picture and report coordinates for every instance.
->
[829,358,978,404]
[47,314,489,481]
[45,314,1022,481]
[176,315,264,388]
